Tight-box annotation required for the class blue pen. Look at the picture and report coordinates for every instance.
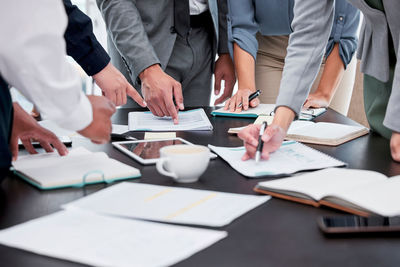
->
[255,121,267,163]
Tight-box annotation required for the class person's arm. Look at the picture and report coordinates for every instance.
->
[213,0,236,105]
[239,0,335,160]
[303,43,345,108]
[97,0,182,123]
[304,1,360,108]
[63,0,145,107]
[223,0,259,110]
[0,0,115,144]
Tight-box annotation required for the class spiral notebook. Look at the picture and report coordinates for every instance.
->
[208,141,345,178]
[12,147,141,190]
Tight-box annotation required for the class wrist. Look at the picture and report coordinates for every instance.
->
[272,106,296,132]
[139,64,161,80]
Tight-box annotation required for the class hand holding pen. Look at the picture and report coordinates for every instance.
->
[255,121,267,163]
[224,89,261,112]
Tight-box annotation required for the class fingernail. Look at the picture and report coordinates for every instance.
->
[215,90,220,95]
[179,104,184,110]
[174,118,178,124]
[143,101,147,107]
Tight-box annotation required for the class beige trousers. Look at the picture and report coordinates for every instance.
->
[255,34,357,115]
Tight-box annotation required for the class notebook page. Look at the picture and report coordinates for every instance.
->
[63,182,269,227]
[129,108,212,131]
[212,104,275,116]
[328,176,400,216]
[287,122,367,140]
[257,168,387,201]
[0,210,227,267]
[209,142,345,178]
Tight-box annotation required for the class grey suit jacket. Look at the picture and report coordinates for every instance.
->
[96,0,229,86]
[275,0,399,133]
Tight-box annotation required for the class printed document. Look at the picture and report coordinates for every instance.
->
[0,210,227,267]
[63,182,269,227]
[209,141,345,177]
[129,108,213,131]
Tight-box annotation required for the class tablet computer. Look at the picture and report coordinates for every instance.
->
[113,138,216,165]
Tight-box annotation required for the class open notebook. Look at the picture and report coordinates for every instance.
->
[128,108,213,131]
[254,168,400,217]
[212,104,326,121]
[208,141,345,178]
[285,121,369,146]
[12,147,140,190]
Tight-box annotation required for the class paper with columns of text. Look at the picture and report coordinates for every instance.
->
[0,210,227,267]
[63,182,269,227]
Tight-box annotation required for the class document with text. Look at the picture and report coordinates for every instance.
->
[63,182,269,227]
[0,210,227,267]
[128,108,213,131]
[209,141,346,177]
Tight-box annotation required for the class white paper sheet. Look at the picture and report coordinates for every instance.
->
[209,141,346,177]
[112,124,129,134]
[128,109,213,131]
[0,210,227,267]
[63,182,269,227]
[38,120,85,138]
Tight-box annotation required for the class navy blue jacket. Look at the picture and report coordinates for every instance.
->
[0,77,12,181]
[63,0,110,76]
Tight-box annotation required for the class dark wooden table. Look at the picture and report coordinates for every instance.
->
[1,107,400,267]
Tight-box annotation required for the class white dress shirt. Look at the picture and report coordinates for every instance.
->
[190,0,208,15]
[0,0,93,131]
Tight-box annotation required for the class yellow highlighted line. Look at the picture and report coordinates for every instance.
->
[165,193,217,220]
[145,188,173,202]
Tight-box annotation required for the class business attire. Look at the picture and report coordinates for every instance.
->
[275,0,399,138]
[96,0,229,107]
[0,78,12,181]
[228,0,360,115]
[0,0,94,180]
[63,0,110,77]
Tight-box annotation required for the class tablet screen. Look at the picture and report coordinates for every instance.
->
[119,139,185,160]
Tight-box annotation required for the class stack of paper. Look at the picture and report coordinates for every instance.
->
[209,141,346,177]
[64,182,270,227]
[129,108,213,131]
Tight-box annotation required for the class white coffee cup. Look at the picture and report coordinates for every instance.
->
[156,144,210,183]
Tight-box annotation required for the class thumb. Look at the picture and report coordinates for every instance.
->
[127,84,147,107]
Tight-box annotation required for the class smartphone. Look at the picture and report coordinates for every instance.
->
[318,215,400,234]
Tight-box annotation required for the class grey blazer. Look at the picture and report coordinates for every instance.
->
[96,0,229,86]
[275,0,399,133]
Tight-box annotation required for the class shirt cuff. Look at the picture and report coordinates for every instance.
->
[77,45,111,76]
[56,92,93,131]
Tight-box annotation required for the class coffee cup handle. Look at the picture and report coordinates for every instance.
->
[156,158,178,179]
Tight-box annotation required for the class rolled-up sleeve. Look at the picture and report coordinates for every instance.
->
[325,0,360,69]
[227,0,259,60]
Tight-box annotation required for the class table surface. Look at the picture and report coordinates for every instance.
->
[1,107,400,267]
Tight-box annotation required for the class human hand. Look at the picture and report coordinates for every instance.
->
[238,123,286,161]
[303,91,331,109]
[139,64,183,124]
[224,88,260,112]
[10,103,68,161]
[78,95,116,144]
[93,62,146,107]
[214,54,236,105]
[390,132,400,162]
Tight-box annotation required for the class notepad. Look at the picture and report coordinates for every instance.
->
[208,141,345,178]
[254,168,400,217]
[211,104,326,121]
[129,108,213,131]
[63,182,269,227]
[12,147,141,190]
[0,210,227,267]
[228,115,274,134]
[286,121,369,146]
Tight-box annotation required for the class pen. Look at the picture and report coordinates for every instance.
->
[255,121,267,163]
[110,133,137,141]
[238,90,261,108]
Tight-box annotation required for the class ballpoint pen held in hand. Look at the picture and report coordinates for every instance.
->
[238,90,261,108]
[255,121,267,163]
